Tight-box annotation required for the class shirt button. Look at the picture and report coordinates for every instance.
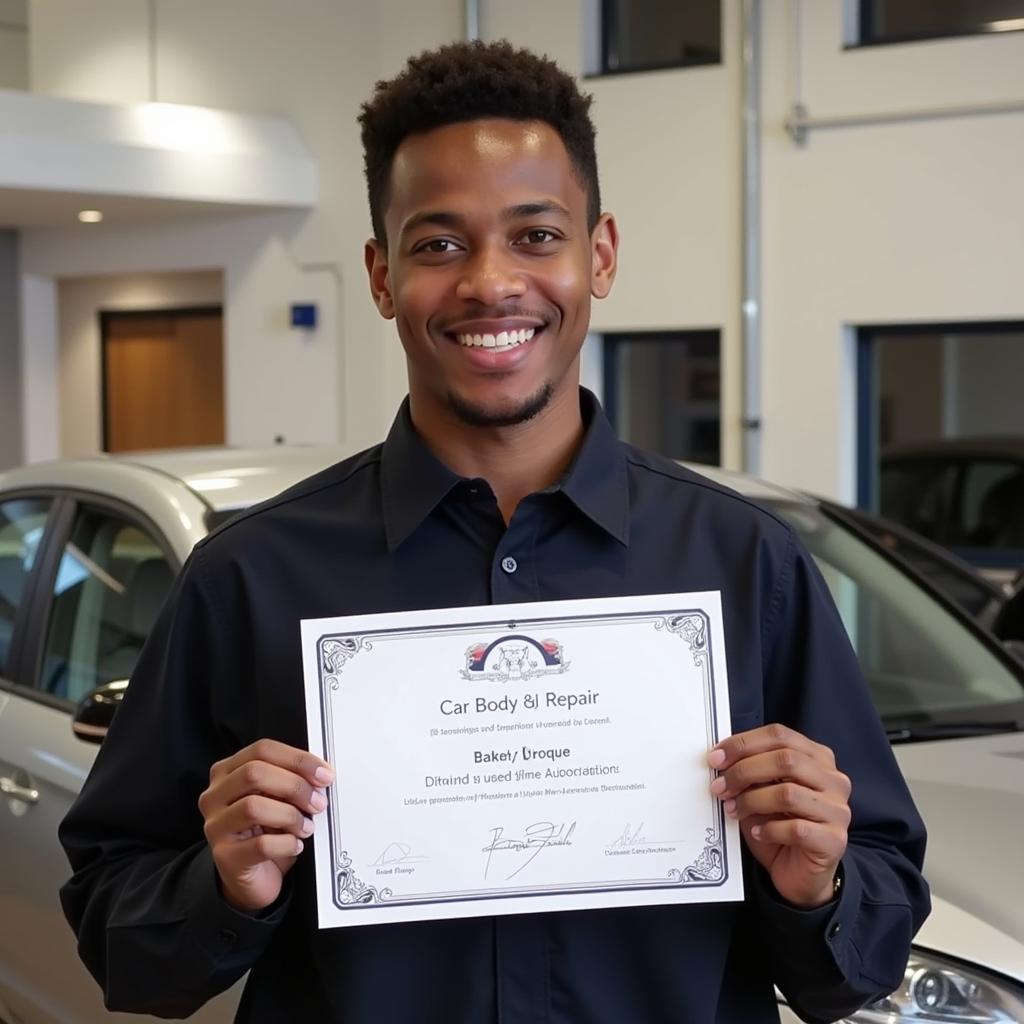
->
[219,928,239,945]
[501,556,518,574]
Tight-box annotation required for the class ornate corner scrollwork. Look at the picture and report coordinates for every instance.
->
[336,851,391,905]
[670,827,725,884]
[654,613,708,667]
[321,636,372,688]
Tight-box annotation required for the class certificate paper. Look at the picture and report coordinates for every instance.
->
[301,592,743,928]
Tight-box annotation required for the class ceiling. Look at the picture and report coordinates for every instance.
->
[0,187,279,230]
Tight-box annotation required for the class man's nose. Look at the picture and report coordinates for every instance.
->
[455,246,526,305]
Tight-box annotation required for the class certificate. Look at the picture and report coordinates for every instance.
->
[301,592,743,928]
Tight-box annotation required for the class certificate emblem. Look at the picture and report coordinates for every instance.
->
[462,633,569,683]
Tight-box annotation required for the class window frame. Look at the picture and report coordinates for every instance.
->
[602,328,722,466]
[0,487,180,715]
[594,0,722,78]
[851,0,1024,49]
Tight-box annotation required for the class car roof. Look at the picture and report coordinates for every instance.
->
[882,437,1024,460]
[0,445,352,514]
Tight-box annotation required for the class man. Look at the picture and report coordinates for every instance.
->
[60,40,928,1023]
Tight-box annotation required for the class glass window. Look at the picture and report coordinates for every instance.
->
[960,461,1024,547]
[859,0,1024,45]
[0,498,50,677]
[601,0,721,74]
[770,501,1023,725]
[39,507,174,704]
[879,460,957,543]
[603,330,720,464]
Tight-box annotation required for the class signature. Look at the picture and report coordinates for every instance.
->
[370,842,430,867]
[605,823,681,852]
[483,821,576,881]
[607,822,648,850]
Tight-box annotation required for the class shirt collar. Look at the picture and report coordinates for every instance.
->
[380,399,463,552]
[380,389,630,552]
[559,388,630,547]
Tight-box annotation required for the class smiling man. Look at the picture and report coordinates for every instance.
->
[60,40,929,1024]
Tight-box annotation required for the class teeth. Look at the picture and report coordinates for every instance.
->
[456,327,537,348]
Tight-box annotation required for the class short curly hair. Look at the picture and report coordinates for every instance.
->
[358,40,600,246]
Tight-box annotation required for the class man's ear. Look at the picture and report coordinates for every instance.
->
[590,213,619,301]
[365,239,395,319]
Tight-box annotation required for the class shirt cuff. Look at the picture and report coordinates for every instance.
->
[753,855,863,979]
[182,844,291,967]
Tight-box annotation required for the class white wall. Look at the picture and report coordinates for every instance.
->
[0,231,21,470]
[19,0,1024,498]
[761,3,1024,500]
[57,270,222,457]
[23,0,464,461]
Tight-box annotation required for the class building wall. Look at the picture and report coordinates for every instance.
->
[19,0,1024,499]
[0,230,21,470]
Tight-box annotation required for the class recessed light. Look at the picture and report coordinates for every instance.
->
[78,209,103,223]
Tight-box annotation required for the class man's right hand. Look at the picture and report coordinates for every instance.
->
[199,739,333,912]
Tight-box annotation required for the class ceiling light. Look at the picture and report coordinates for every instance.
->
[78,210,104,223]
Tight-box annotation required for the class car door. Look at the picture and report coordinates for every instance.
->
[0,492,237,1024]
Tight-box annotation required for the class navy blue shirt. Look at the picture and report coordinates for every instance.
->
[60,391,928,1023]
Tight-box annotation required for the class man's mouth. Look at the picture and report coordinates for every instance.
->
[453,327,537,351]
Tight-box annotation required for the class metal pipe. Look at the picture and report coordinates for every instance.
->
[740,0,763,474]
[787,98,1024,146]
[464,0,480,41]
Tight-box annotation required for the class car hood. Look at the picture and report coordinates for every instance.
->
[894,730,1024,977]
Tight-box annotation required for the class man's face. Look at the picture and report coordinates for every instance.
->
[366,118,617,429]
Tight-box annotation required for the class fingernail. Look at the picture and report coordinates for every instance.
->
[751,825,762,840]
[301,816,314,836]
[710,776,727,796]
[295,838,304,855]
[724,799,737,817]
[314,766,333,785]
[707,748,726,768]
[310,790,327,812]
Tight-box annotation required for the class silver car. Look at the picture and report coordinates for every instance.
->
[1,448,1022,1024]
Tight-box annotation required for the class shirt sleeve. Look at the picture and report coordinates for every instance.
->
[58,545,289,1018]
[752,529,930,1024]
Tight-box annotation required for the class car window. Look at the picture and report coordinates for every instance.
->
[879,460,957,543]
[0,498,51,677]
[769,501,1023,725]
[959,460,1024,550]
[38,506,174,704]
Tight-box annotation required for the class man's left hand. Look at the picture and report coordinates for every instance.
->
[708,724,851,908]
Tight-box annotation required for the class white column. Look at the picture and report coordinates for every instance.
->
[19,274,60,464]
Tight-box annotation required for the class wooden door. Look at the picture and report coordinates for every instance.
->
[102,309,224,452]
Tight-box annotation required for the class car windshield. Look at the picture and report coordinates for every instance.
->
[766,500,1024,732]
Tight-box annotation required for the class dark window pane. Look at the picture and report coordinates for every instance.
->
[40,508,173,703]
[0,498,51,677]
[602,0,721,73]
[604,331,720,465]
[860,0,1024,45]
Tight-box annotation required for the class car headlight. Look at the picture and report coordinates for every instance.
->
[845,948,1024,1022]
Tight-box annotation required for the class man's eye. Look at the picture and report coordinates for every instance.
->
[519,230,557,245]
[419,239,458,254]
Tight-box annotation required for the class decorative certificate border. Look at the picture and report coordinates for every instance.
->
[314,608,727,912]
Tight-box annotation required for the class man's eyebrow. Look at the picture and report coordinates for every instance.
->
[502,201,571,220]
[400,201,572,237]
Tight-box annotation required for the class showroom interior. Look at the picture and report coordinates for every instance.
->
[2,2,1024,1024]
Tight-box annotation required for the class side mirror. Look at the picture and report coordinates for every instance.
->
[72,679,129,744]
